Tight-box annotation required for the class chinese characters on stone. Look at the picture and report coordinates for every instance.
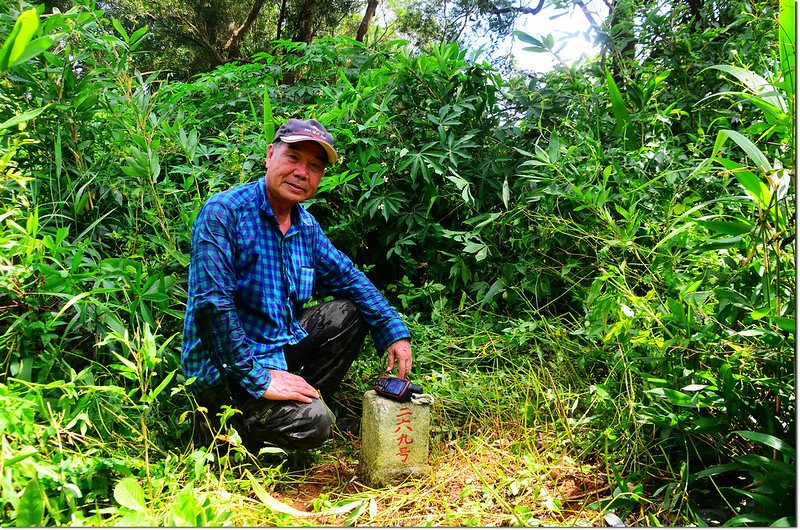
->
[395,406,414,463]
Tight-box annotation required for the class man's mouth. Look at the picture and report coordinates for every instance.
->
[286,181,305,193]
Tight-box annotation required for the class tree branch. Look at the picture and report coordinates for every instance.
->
[489,0,545,16]
[223,0,267,59]
[574,0,600,31]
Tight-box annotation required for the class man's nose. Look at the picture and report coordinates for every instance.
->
[294,161,310,179]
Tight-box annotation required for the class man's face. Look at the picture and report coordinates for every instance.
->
[264,140,327,211]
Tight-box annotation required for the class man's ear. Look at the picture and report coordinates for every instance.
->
[265,144,275,168]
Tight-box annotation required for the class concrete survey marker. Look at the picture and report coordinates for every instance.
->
[360,390,431,487]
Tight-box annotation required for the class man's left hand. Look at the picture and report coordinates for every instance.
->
[386,338,412,380]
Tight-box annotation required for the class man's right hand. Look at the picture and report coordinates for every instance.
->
[262,369,320,403]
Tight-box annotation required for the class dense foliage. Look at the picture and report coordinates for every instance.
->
[0,0,794,526]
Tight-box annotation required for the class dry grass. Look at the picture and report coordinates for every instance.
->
[263,421,609,527]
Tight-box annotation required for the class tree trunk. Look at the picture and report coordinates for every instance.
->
[277,0,288,40]
[223,0,267,59]
[356,0,380,42]
[293,0,317,43]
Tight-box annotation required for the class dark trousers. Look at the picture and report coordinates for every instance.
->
[193,299,368,452]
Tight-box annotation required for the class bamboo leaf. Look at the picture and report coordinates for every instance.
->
[696,219,754,236]
[714,156,771,208]
[606,69,631,134]
[263,88,275,141]
[2,9,39,70]
[778,0,795,92]
[9,35,57,67]
[513,30,543,47]
[646,387,697,407]
[711,65,787,113]
[0,105,48,130]
[715,129,771,171]
[112,18,129,42]
[247,470,312,517]
[734,431,796,459]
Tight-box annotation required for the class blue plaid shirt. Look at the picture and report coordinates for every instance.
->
[181,178,410,398]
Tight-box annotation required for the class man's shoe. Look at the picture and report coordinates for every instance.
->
[334,417,360,437]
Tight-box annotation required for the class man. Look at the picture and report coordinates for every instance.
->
[181,118,413,451]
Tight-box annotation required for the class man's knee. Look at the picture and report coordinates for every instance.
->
[307,299,366,334]
[284,398,335,449]
[243,398,335,451]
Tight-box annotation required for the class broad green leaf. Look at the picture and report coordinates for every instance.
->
[734,431,796,459]
[779,0,795,91]
[646,387,697,407]
[725,513,783,526]
[605,69,631,135]
[0,13,23,70]
[696,219,754,236]
[263,89,275,141]
[513,30,543,47]
[774,317,795,333]
[713,157,771,208]
[112,18,129,41]
[735,454,794,472]
[0,105,48,130]
[16,477,45,527]
[129,26,149,49]
[688,463,740,481]
[114,477,147,512]
[480,278,505,308]
[48,291,91,327]
[711,65,787,113]
[690,235,743,253]
[0,9,39,71]
[714,130,771,172]
[9,35,57,67]
[247,470,312,517]
[143,369,176,403]
[727,487,779,512]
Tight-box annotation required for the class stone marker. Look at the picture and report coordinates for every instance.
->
[360,390,432,487]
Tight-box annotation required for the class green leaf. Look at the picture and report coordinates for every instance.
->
[689,464,741,483]
[247,470,312,517]
[0,105,48,130]
[725,513,783,526]
[16,477,45,527]
[480,278,505,308]
[112,18,129,42]
[114,477,147,512]
[0,9,39,71]
[774,317,795,334]
[646,387,697,407]
[779,0,795,91]
[143,369,176,403]
[9,35,57,67]
[714,129,771,172]
[512,30,543,47]
[734,431,796,459]
[263,88,275,142]
[696,219,754,236]
[710,65,787,113]
[713,157,771,207]
[605,69,631,135]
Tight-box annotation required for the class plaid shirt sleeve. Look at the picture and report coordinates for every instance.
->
[311,222,411,352]
[186,199,273,398]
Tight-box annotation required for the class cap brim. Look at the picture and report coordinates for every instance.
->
[279,134,338,164]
